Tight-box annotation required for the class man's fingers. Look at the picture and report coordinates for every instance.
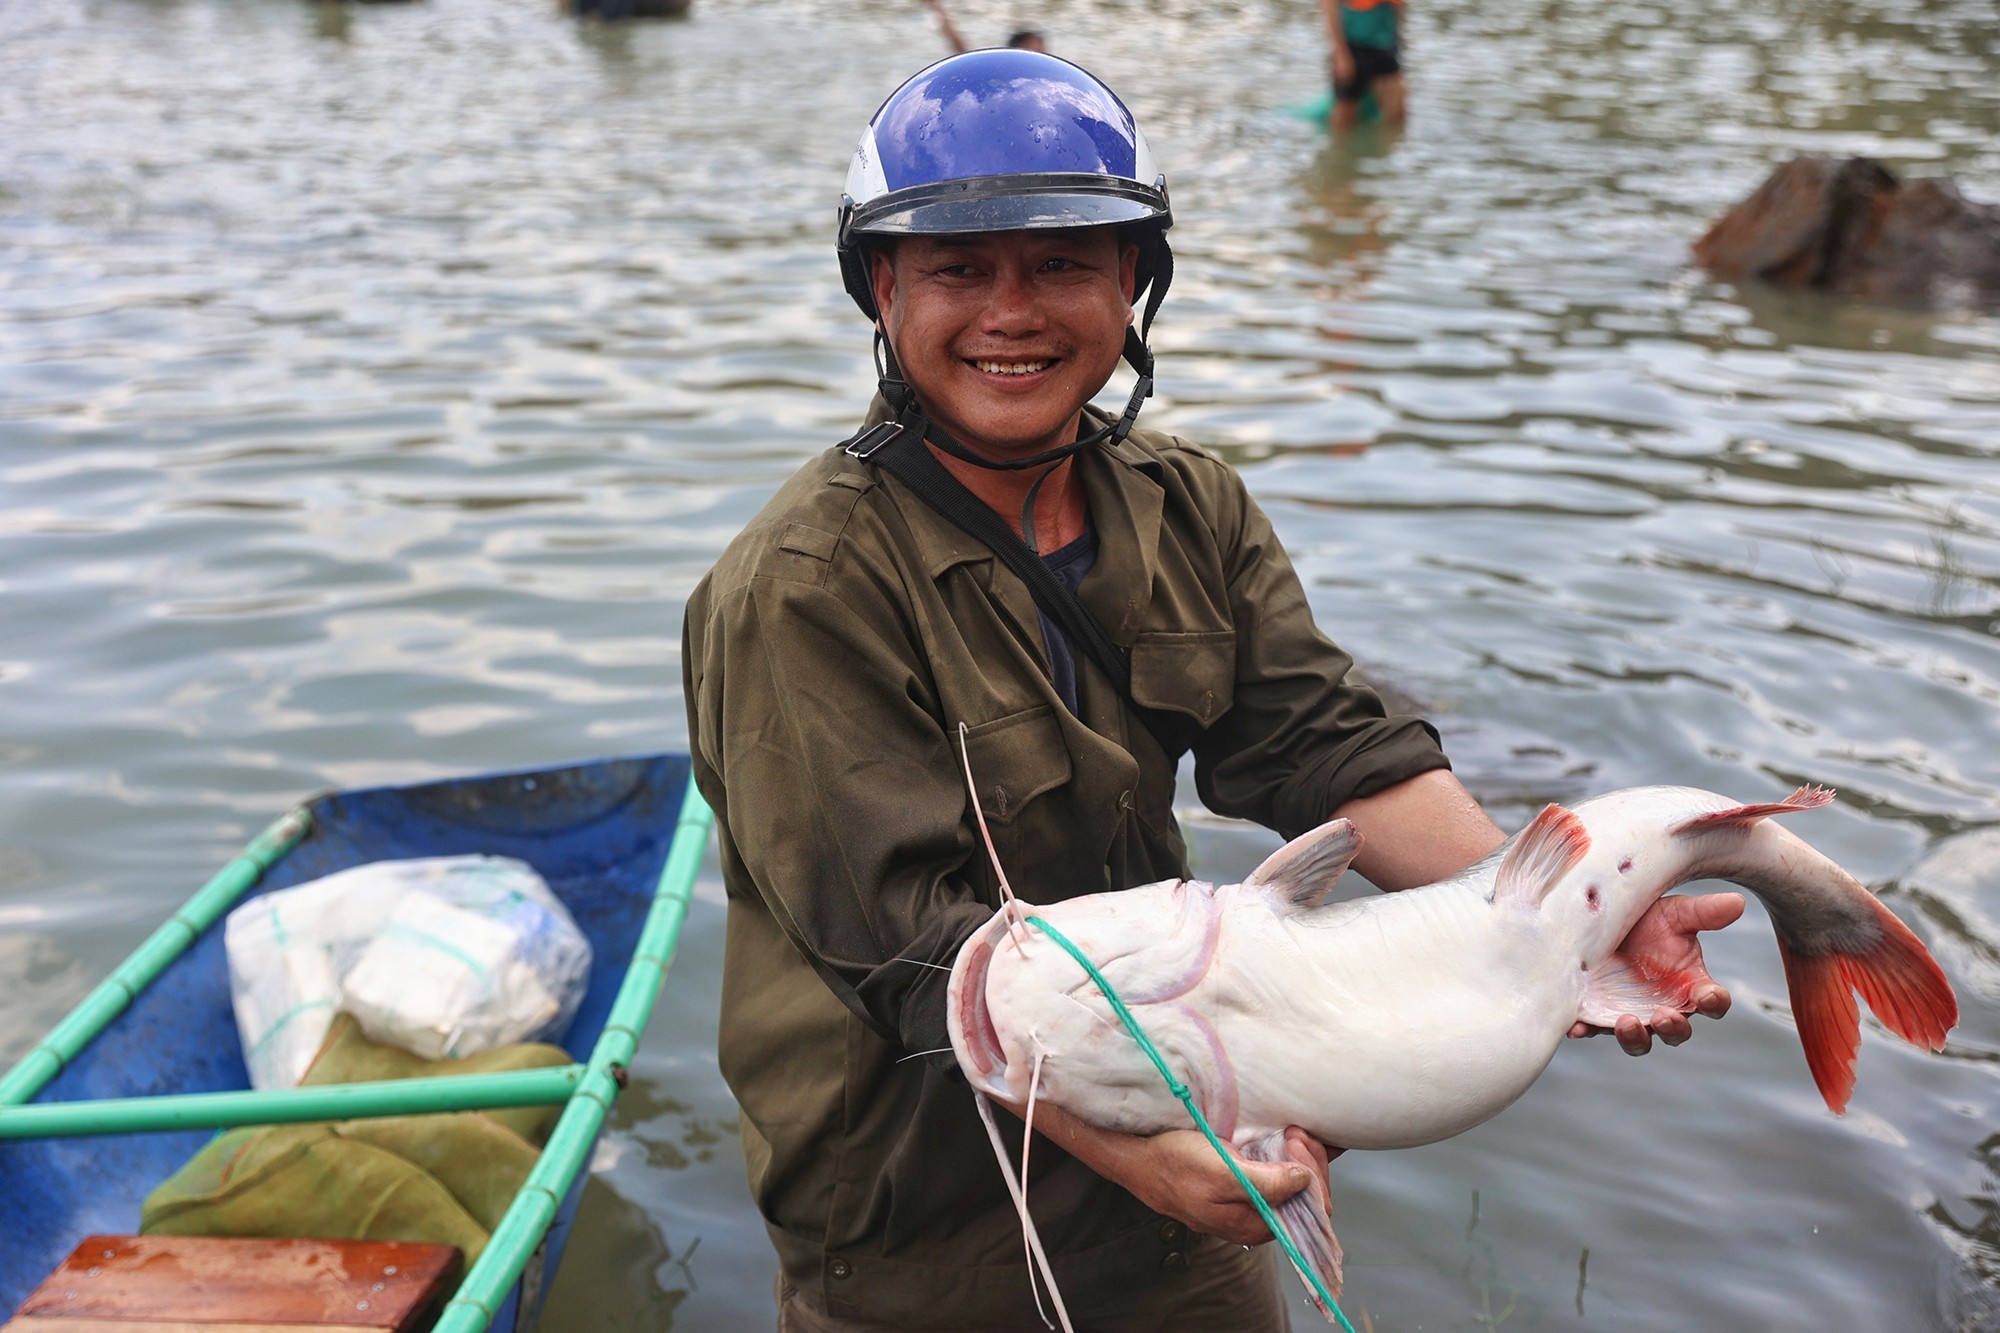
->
[1693,890,1748,930]
[1571,985,1728,1046]
[1223,1214,1276,1247]
[1668,891,1747,933]
[1244,1159,1313,1206]
[1650,1008,1693,1047]
[1614,1014,1653,1056]
[1283,1125,1326,1172]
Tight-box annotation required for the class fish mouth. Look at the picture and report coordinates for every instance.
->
[947,914,1014,1100]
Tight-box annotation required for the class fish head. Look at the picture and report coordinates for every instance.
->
[946,877,1219,1103]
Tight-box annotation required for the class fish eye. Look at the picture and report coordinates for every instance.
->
[1585,885,1602,911]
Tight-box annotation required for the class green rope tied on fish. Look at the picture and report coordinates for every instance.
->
[1025,915,1358,1333]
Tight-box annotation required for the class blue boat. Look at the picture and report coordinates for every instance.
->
[0,752,711,1331]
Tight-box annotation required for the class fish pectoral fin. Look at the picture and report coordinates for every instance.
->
[1493,803,1590,908]
[1577,952,1701,1027]
[1239,1130,1345,1318]
[1245,818,1364,911]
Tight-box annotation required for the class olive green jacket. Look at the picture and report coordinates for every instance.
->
[682,406,1447,1326]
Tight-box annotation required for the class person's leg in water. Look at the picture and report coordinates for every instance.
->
[1330,45,1400,133]
[1330,62,1367,134]
[1373,70,1406,125]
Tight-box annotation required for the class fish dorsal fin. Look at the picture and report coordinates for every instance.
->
[1671,784,1835,836]
[1244,818,1363,910]
[1493,804,1590,908]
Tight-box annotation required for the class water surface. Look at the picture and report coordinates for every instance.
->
[3,0,1998,1327]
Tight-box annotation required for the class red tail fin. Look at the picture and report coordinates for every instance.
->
[1774,894,1957,1113]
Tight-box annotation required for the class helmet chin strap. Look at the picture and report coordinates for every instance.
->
[873,325,1156,473]
[869,230,1173,471]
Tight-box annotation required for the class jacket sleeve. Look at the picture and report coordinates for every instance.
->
[685,566,992,1064]
[1183,454,1451,841]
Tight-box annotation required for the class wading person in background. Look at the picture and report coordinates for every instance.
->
[1321,0,1406,132]
[924,0,1047,54]
[683,50,1739,1331]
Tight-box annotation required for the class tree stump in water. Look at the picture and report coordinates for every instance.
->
[1693,155,2000,308]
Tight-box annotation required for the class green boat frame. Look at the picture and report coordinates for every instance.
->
[0,759,713,1331]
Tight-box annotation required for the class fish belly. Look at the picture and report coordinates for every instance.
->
[1213,890,1579,1149]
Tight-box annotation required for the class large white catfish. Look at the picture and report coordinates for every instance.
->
[946,785,1958,1314]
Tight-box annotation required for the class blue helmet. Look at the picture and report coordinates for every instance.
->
[836,50,1173,329]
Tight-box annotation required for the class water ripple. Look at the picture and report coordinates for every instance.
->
[3,0,1998,1327]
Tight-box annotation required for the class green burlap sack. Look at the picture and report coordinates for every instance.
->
[142,1013,573,1264]
[300,1012,570,1146]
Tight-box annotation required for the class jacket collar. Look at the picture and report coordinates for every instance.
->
[846,396,1168,643]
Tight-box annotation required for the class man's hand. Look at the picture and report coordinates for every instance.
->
[1005,1101,1343,1246]
[1333,774,1741,1058]
[1278,1125,1341,1228]
[1330,45,1355,85]
[1113,1127,1340,1246]
[1567,892,1744,1054]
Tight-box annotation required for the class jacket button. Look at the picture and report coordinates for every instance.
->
[1161,1250,1187,1271]
[1117,789,1133,811]
[829,1259,852,1280]
[1159,1220,1185,1244]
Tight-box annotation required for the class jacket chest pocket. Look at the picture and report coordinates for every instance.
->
[1129,629,1236,728]
[960,705,1072,825]
[958,704,1078,888]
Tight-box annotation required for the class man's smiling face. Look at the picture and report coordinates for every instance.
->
[871,228,1139,462]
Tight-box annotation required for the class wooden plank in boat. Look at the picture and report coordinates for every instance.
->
[6,1312,390,1320]
[4,1235,460,1331]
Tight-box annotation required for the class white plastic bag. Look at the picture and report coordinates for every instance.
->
[224,855,593,1088]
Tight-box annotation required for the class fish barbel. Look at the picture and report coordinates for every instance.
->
[945,784,1958,1316]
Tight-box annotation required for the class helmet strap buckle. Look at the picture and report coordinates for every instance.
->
[841,421,907,460]
[1111,373,1153,446]
[1106,324,1156,447]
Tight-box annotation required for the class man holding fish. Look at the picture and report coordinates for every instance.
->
[682,50,1740,1331]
